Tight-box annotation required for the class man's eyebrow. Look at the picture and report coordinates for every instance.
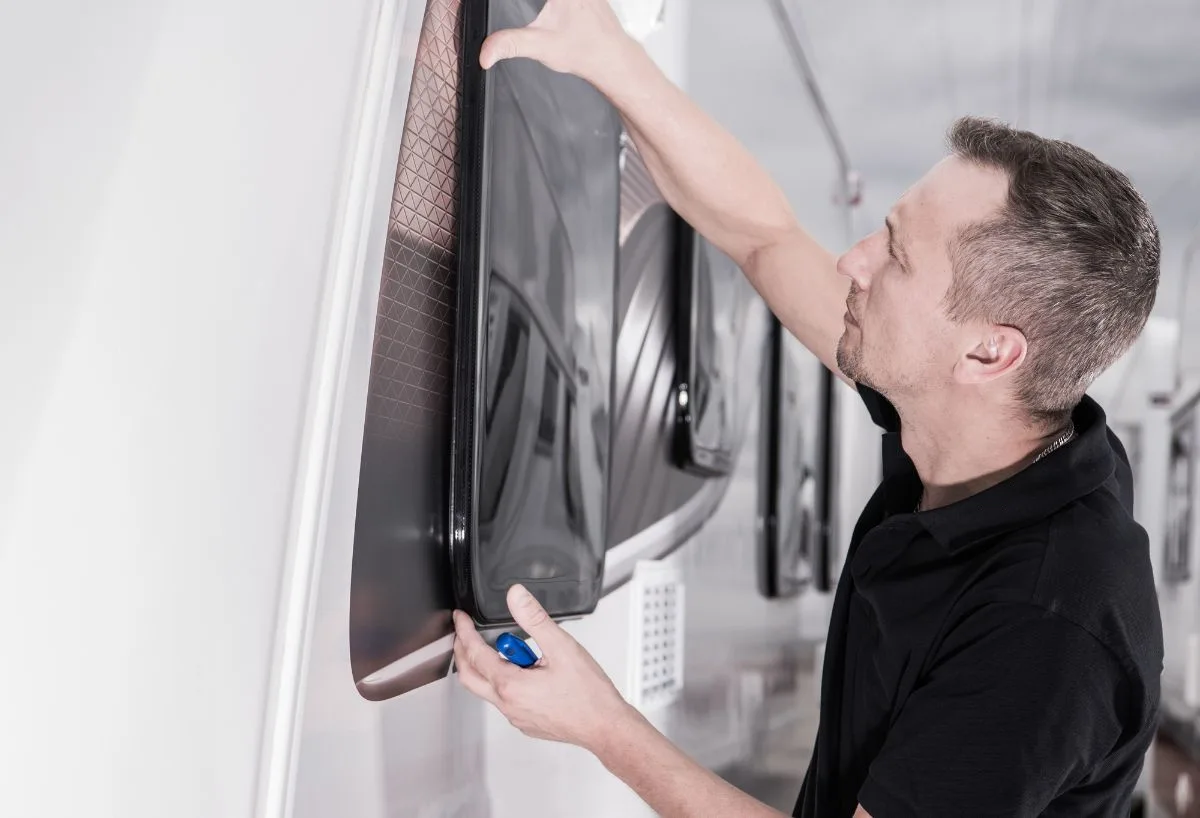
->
[885,216,911,270]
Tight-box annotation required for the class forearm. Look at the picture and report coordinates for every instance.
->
[599,42,798,270]
[479,0,849,375]
[597,43,849,378]
[588,705,788,818]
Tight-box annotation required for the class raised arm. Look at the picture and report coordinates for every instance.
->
[481,0,852,384]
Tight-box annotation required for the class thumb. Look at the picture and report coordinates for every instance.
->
[479,27,550,70]
[507,584,565,648]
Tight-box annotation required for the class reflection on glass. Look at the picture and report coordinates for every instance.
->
[761,324,828,598]
[464,0,618,624]
[676,226,743,474]
[1165,406,1195,583]
[777,330,815,593]
[692,241,736,450]
[537,358,559,450]
[479,288,528,525]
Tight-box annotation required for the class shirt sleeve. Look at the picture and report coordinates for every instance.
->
[858,603,1128,818]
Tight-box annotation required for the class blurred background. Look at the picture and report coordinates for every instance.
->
[688,2,1200,814]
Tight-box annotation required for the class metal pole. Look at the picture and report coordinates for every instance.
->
[763,0,859,246]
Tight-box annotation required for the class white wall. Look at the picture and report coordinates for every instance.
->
[0,2,379,816]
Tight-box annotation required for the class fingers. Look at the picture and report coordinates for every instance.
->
[451,608,485,648]
[479,27,550,70]
[452,610,500,677]
[453,636,501,707]
[452,610,520,688]
[506,584,567,651]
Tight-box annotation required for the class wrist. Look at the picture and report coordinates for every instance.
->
[590,37,657,102]
[582,698,646,762]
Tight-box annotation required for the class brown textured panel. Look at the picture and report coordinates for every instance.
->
[350,0,463,690]
[365,0,463,440]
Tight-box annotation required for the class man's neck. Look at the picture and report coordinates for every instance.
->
[896,395,1067,512]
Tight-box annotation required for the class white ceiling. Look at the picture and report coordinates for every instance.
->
[686,0,1200,309]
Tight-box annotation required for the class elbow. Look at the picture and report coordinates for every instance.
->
[740,224,799,282]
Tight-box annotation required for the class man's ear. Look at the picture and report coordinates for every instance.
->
[955,325,1026,384]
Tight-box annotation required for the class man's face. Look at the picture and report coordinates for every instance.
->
[835,156,1009,399]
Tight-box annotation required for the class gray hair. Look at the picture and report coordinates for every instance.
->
[943,116,1160,424]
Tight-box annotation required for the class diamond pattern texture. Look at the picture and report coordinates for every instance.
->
[365,0,463,440]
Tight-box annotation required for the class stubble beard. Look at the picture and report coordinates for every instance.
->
[836,332,865,384]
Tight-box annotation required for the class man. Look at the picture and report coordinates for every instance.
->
[451,1,1165,815]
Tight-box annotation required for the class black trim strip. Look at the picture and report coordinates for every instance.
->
[672,215,736,476]
[448,0,490,622]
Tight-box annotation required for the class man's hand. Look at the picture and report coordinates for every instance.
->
[480,0,637,92]
[452,584,632,750]
[455,586,791,817]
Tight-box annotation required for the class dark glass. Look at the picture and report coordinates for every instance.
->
[1165,398,1196,583]
[760,320,833,597]
[452,0,619,625]
[673,220,740,475]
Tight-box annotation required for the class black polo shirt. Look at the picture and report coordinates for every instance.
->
[794,385,1163,818]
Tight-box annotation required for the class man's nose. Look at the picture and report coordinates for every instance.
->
[836,238,872,291]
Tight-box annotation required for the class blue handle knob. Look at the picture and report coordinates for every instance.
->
[496,632,539,668]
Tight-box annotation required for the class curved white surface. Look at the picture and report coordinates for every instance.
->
[1,2,380,816]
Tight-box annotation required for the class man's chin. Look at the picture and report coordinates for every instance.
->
[835,339,863,383]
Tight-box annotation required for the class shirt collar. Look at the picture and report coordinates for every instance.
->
[910,396,1117,552]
